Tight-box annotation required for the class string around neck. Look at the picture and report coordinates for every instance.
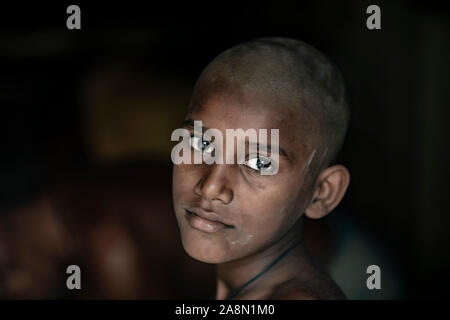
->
[223,239,303,300]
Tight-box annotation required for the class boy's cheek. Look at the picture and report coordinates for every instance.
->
[173,165,197,192]
[244,191,299,231]
[239,202,287,234]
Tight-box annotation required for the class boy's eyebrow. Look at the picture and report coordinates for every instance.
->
[182,119,209,132]
[183,118,289,160]
[248,141,289,160]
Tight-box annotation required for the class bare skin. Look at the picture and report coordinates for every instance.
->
[215,221,345,300]
[172,67,350,300]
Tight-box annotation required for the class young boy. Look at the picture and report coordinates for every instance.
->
[172,37,350,299]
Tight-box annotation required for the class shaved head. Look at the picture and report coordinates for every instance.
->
[190,37,350,169]
[174,37,352,273]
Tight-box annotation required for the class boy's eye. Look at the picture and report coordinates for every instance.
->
[245,156,272,172]
[190,135,213,153]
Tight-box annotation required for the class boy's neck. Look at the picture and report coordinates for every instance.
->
[215,221,305,300]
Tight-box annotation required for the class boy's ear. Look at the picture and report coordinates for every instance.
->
[305,164,350,219]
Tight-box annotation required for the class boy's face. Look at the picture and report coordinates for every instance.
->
[172,80,319,264]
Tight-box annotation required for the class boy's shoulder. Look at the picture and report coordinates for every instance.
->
[267,264,347,300]
[269,277,346,300]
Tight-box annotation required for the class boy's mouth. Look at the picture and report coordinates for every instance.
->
[184,208,234,233]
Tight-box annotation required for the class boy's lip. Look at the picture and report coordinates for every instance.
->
[184,207,233,232]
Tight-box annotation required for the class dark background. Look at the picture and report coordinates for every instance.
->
[1,0,449,299]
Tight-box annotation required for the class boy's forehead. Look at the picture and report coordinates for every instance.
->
[187,84,315,158]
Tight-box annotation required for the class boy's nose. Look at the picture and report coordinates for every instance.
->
[194,164,233,205]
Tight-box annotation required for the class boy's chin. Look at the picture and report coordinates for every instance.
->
[181,237,232,264]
